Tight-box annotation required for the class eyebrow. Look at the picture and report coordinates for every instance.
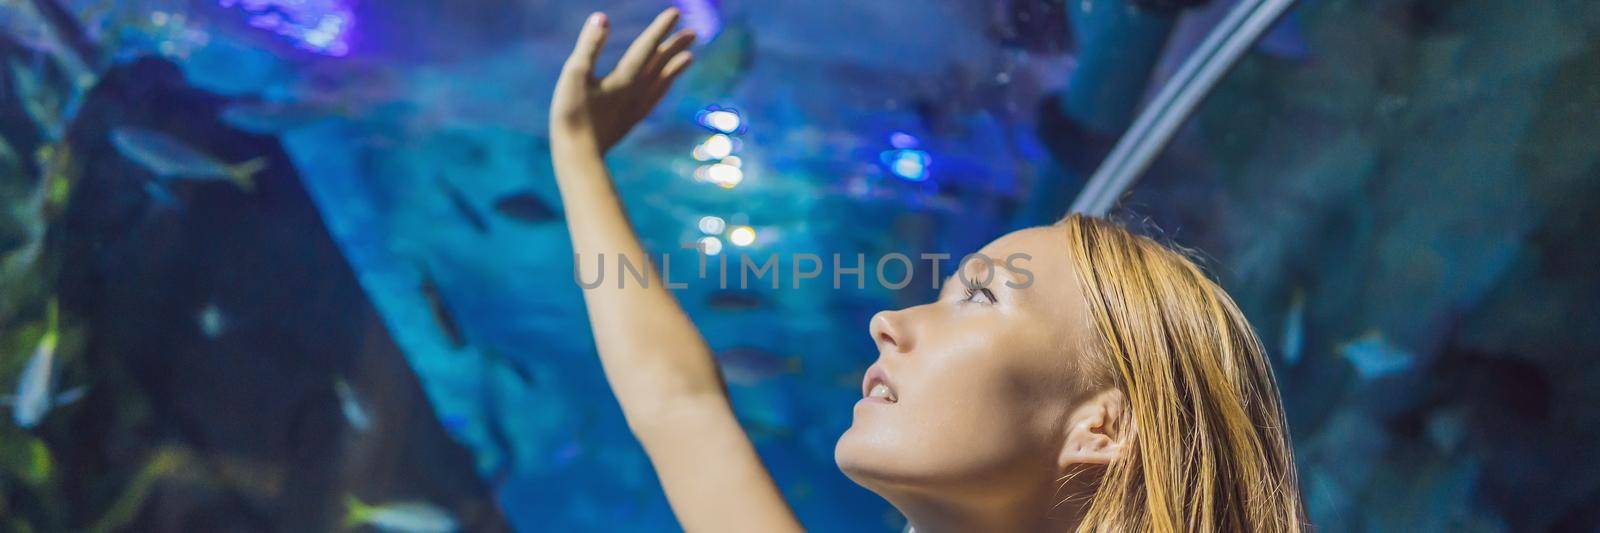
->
[941,263,1019,291]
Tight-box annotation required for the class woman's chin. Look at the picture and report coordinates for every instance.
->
[834,425,902,490]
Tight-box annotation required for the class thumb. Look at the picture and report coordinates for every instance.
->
[563,12,610,78]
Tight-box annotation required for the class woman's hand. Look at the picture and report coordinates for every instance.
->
[551,8,695,154]
[545,10,804,531]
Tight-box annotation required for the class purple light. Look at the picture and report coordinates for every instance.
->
[673,0,722,42]
[889,131,919,149]
[221,0,355,56]
[246,14,279,29]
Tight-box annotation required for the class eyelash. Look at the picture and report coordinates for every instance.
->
[962,287,998,305]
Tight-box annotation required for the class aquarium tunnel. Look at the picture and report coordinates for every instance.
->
[1,0,1598,530]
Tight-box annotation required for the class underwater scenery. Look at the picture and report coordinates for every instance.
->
[1,0,1598,530]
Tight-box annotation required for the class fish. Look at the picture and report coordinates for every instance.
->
[110,126,266,192]
[741,417,794,442]
[491,191,558,224]
[220,100,340,134]
[437,177,488,234]
[482,347,538,387]
[482,412,515,486]
[0,4,59,53]
[0,143,47,276]
[36,141,76,212]
[0,229,25,263]
[706,289,765,311]
[196,302,227,339]
[87,447,191,533]
[0,124,20,169]
[0,230,44,283]
[9,59,65,140]
[715,346,801,386]
[0,434,54,485]
[1338,331,1415,380]
[135,447,287,500]
[1281,288,1305,365]
[343,496,459,533]
[419,268,467,348]
[2,300,85,428]
[334,378,373,433]
[477,369,516,486]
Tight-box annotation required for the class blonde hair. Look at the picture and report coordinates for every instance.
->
[1059,214,1306,533]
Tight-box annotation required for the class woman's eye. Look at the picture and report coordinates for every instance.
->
[962,287,998,304]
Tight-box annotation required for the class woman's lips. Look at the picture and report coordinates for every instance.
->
[861,364,897,403]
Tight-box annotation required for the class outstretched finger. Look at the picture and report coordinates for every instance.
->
[609,7,680,84]
[563,12,610,77]
[646,51,694,107]
[642,29,696,79]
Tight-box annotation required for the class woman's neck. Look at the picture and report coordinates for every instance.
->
[891,479,1088,533]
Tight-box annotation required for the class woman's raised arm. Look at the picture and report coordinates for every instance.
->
[546,8,802,532]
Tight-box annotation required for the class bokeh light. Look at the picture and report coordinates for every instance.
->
[695,107,742,133]
[701,134,734,159]
[697,216,726,235]
[881,148,930,182]
[697,236,723,256]
[705,163,743,188]
[220,0,354,56]
[705,110,740,133]
[728,226,756,247]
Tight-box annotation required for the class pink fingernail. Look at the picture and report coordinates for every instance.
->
[588,12,606,27]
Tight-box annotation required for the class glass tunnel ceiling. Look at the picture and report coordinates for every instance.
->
[41,0,1598,530]
[1113,1,1600,530]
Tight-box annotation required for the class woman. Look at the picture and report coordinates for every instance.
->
[548,8,1306,532]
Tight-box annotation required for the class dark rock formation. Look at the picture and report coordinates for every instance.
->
[43,57,508,531]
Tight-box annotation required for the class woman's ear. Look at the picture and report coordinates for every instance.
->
[1057,388,1132,469]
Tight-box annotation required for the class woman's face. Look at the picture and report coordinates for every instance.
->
[835,226,1096,498]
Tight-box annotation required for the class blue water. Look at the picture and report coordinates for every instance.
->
[5,0,1600,530]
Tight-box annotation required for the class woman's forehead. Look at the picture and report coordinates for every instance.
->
[977,226,1079,293]
[977,226,1069,267]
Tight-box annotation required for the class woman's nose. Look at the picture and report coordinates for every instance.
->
[869,309,914,354]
